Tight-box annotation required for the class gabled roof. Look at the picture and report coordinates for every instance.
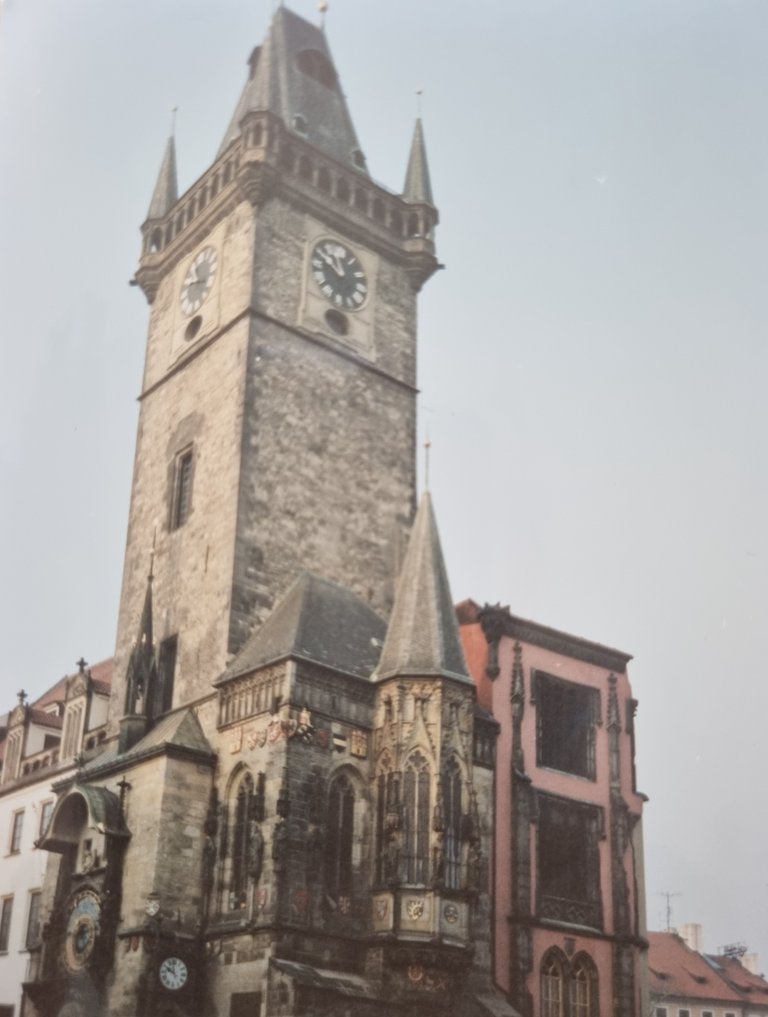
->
[403,118,434,205]
[648,933,745,1005]
[374,493,471,684]
[704,954,768,1001]
[218,5,367,173]
[220,573,386,682]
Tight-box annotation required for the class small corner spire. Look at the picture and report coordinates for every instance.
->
[423,433,432,492]
[318,0,328,29]
[146,124,178,221]
[403,112,434,206]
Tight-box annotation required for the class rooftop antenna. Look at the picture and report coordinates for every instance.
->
[423,432,432,492]
[318,0,328,29]
[657,891,681,932]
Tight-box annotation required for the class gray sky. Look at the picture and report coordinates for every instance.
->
[2,0,767,970]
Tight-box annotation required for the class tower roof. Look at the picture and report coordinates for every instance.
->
[146,135,178,220]
[402,117,434,206]
[218,6,368,174]
[219,573,387,682]
[374,493,470,684]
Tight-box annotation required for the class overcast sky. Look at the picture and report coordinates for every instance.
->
[2,0,767,971]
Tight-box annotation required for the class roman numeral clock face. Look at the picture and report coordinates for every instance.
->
[311,240,368,310]
[180,246,217,316]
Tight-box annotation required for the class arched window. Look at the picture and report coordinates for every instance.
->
[571,954,598,1017]
[402,752,430,884]
[442,759,462,889]
[541,951,565,1017]
[324,774,354,899]
[230,771,254,910]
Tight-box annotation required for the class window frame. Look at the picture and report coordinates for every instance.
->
[9,810,24,854]
[0,896,13,953]
[170,447,194,530]
[535,671,600,780]
[324,773,355,900]
[537,793,603,929]
[25,890,42,950]
[38,800,54,842]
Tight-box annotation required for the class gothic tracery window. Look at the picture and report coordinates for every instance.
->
[324,774,354,899]
[570,954,598,1017]
[402,752,430,885]
[442,758,462,889]
[541,951,566,1017]
[229,771,254,910]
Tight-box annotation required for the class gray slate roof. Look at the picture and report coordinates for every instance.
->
[78,708,213,777]
[403,118,434,206]
[374,493,470,684]
[218,6,368,174]
[220,572,387,682]
[146,136,178,220]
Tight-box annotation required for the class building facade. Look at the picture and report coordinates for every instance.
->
[459,602,648,1017]
[0,661,111,1017]
[13,9,650,1017]
[22,8,509,1017]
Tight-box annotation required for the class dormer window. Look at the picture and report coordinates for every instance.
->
[295,48,338,90]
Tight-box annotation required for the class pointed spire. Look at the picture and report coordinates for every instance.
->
[146,134,178,221]
[217,6,367,173]
[403,117,434,206]
[374,494,470,684]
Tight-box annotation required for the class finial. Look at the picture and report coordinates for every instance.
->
[17,689,27,705]
[424,433,432,491]
[318,0,328,28]
[169,105,178,137]
[416,89,423,117]
[76,657,88,674]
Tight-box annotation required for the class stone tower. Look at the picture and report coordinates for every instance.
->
[111,4,440,724]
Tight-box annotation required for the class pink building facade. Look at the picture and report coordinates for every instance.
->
[459,602,648,1017]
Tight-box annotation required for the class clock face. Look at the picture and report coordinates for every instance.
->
[64,890,101,972]
[311,240,368,311]
[180,246,218,316]
[159,956,189,991]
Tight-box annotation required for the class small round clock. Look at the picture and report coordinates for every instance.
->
[180,246,218,316]
[64,890,101,972]
[159,956,189,991]
[311,239,368,310]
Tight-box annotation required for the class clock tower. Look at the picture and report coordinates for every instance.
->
[112,5,439,723]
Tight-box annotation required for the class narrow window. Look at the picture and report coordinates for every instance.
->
[571,955,598,1017]
[538,795,602,929]
[541,952,565,1017]
[171,449,193,530]
[39,801,54,840]
[157,636,178,715]
[230,993,262,1017]
[402,752,430,884]
[0,897,13,952]
[325,775,354,899]
[656,1008,668,1017]
[25,891,42,949]
[230,772,254,910]
[10,811,24,854]
[442,760,462,889]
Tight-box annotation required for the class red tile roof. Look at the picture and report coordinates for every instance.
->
[648,933,745,1005]
[28,709,63,730]
[705,954,768,1002]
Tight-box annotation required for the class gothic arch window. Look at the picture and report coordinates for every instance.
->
[402,751,430,884]
[324,774,354,899]
[223,768,264,912]
[570,954,598,1017]
[442,758,462,890]
[541,950,566,1017]
[375,767,398,884]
